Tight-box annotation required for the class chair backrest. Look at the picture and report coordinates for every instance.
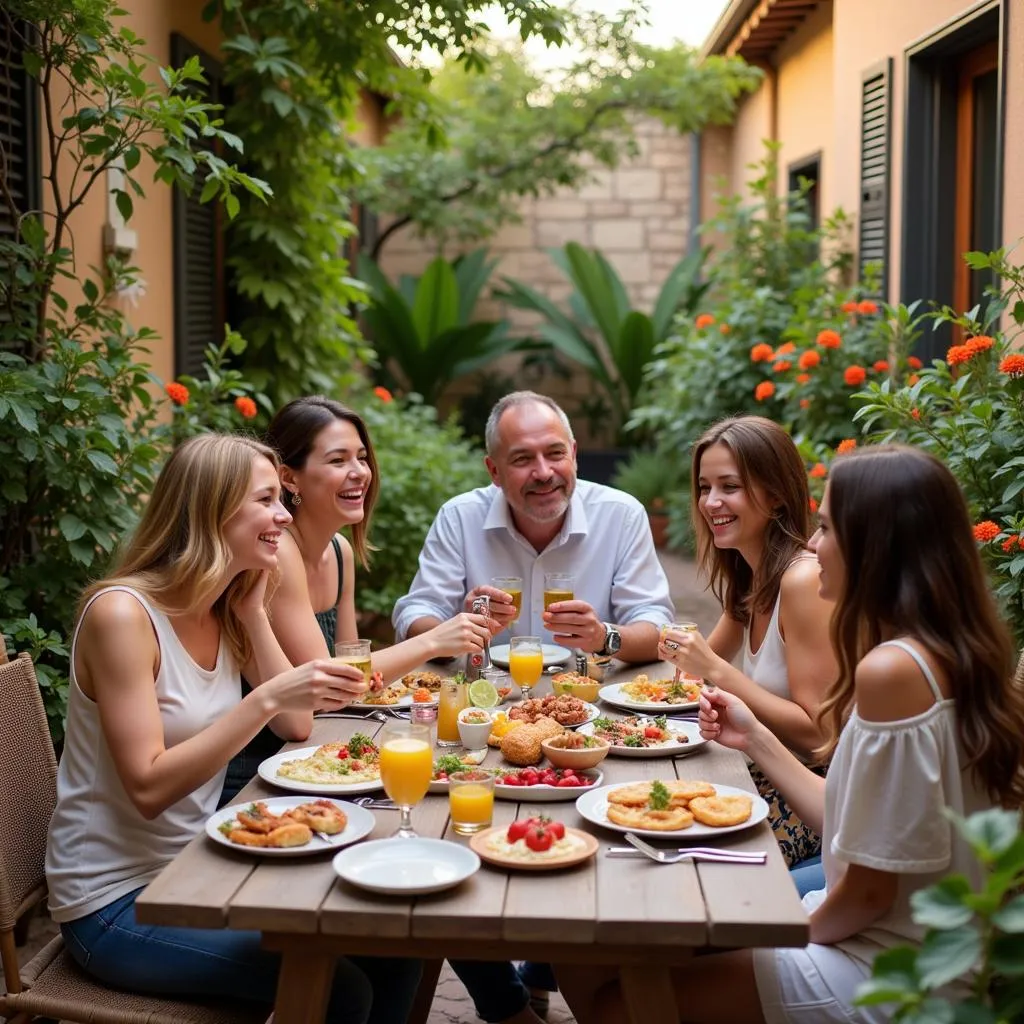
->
[0,650,59,931]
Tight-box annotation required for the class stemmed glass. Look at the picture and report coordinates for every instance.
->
[660,621,698,684]
[508,635,543,703]
[377,721,433,839]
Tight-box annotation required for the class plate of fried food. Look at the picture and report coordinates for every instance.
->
[258,736,385,795]
[206,797,375,856]
[578,716,706,758]
[575,779,768,839]
[508,694,599,729]
[598,675,703,713]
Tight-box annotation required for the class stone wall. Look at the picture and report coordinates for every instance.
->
[376,117,692,446]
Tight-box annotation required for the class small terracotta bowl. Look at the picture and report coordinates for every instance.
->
[540,733,610,770]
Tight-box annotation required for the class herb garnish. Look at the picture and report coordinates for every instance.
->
[648,780,671,810]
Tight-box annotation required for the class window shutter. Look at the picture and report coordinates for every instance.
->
[171,34,224,378]
[858,59,892,298]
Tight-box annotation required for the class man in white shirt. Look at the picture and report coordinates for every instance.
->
[392,391,674,663]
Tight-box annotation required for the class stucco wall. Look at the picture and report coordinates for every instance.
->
[378,116,693,438]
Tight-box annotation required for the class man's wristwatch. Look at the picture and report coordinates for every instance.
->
[599,623,622,656]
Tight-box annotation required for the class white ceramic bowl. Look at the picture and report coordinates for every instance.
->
[457,708,493,749]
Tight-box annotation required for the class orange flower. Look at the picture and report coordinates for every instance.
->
[798,350,821,370]
[799,398,811,409]
[857,300,879,315]
[374,386,394,402]
[817,329,841,349]
[843,365,867,386]
[999,354,1024,377]
[775,342,797,356]
[754,381,776,401]
[946,344,971,366]
[836,439,857,455]
[796,373,811,384]
[873,360,890,373]
[907,356,923,369]
[1001,536,1019,553]
[750,343,774,363]
[234,396,257,419]
[910,408,921,420]
[973,521,1000,543]
[908,373,920,385]
[966,335,994,355]
[809,463,827,479]
[719,323,731,334]
[165,382,189,406]
[772,360,792,372]
[841,301,858,314]
[695,313,716,329]
[809,497,819,513]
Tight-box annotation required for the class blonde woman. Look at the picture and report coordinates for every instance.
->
[46,434,421,1024]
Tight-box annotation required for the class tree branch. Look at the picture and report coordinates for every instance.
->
[370,95,635,261]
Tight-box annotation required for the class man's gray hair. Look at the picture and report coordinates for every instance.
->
[484,391,575,456]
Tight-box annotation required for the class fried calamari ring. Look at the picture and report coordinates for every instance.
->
[688,794,753,827]
[607,804,693,831]
[667,780,716,804]
[607,783,656,807]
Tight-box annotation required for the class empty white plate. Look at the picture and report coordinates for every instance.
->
[332,837,480,895]
[489,643,572,668]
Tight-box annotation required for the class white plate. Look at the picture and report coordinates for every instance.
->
[429,768,604,800]
[206,797,375,857]
[258,745,385,795]
[598,682,700,713]
[348,693,414,710]
[578,719,707,758]
[332,837,480,895]
[575,781,769,840]
[507,700,601,730]
[489,644,572,668]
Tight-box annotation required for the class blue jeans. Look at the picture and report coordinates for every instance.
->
[61,888,421,1024]
[448,959,530,1022]
[518,960,557,991]
[790,853,825,897]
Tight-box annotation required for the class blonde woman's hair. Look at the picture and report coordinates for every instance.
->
[79,434,280,667]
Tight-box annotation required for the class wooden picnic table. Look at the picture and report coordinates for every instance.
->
[136,661,808,1024]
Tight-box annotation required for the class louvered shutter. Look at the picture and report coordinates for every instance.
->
[171,34,224,378]
[858,59,892,298]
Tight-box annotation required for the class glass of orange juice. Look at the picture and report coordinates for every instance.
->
[509,635,544,702]
[378,721,433,839]
[437,677,470,747]
[448,770,496,835]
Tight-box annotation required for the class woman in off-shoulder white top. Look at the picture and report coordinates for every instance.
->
[556,445,1024,1024]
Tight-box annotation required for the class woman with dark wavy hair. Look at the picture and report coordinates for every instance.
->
[659,416,837,875]
[560,444,1024,1024]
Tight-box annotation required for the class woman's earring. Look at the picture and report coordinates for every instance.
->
[291,492,302,506]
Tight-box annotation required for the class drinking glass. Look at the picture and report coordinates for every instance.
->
[508,635,543,703]
[660,621,698,684]
[448,770,496,836]
[378,721,433,839]
[543,572,574,611]
[437,677,470,747]
[491,576,523,624]
[481,665,513,704]
[334,639,372,686]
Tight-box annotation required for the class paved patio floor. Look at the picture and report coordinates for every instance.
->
[10,550,715,1023]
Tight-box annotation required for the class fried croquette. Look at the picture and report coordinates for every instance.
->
[687,794,753,827]
[285,800,347,834]
[606,804,693,831]
[500,725,544,766]
[226,822,313,848]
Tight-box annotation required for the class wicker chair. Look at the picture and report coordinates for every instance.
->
[0,637,266,1024]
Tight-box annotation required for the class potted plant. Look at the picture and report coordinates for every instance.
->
[610,451,681,549]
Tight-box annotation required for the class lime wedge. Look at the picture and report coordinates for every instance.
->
[469,679,499,708]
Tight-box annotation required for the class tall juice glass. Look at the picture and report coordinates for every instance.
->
[509,635,543,702]
[437,678,470,747]
[378,721,432,838]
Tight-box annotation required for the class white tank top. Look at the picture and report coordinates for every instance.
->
[46,586,240,923]
[741,554,817,701]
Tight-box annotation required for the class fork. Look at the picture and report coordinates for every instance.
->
[317,710,388,722]
[612,833,767,865]
[352,796,399,810]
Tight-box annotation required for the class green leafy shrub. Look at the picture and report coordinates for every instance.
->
[610,450,683,513]
[853,249,1024,644]
[855,807,1024,1022]
[356,394,488,633]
